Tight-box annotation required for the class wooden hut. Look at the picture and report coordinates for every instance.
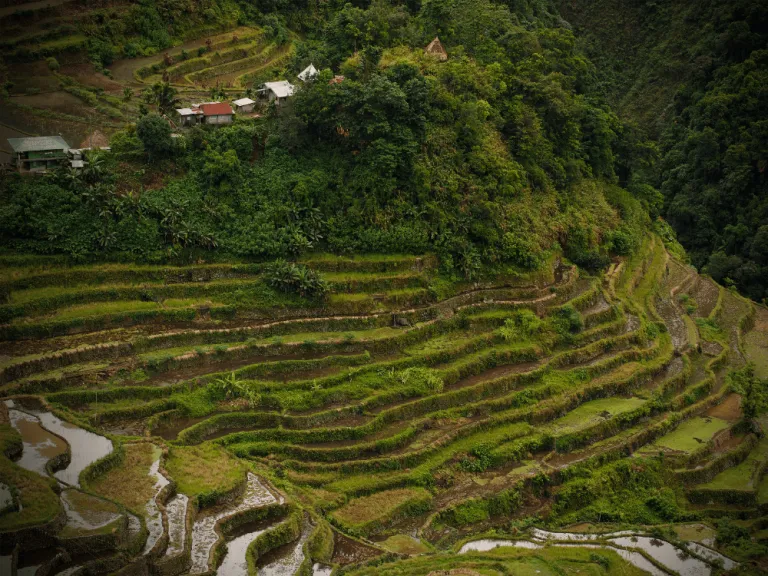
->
[425,37,448,61]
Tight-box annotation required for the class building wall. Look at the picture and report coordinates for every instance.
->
[205,114,233,125]
[236,104,255,113]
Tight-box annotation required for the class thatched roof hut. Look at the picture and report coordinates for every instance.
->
[425,37,448,61]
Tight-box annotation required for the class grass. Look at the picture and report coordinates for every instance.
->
[683,315,699,348]
[332,487,431,528]
[165,443,247,498]
[378,534,431,554]
[759,473,768,505]
[16,297,224,323]
[0,453,61,531]
[87,443,159,512]
[651,417,729,453]
[700,437,768,491]
[672,523,716,543]
[542,397,646,435]
[43,300,161,321]
[743,317,768,379]
[326,423,531,494]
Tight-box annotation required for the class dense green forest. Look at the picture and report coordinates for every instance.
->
[1,0,767,302]
[558,0,768,301]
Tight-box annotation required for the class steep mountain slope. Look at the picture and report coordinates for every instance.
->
[557,0,768,302]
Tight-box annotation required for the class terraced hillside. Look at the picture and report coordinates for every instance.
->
[1,237,767,575]
[0,0,290,156]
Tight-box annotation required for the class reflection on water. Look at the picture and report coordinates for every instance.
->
[7,408,66,476]
[216,522,270,576]
[143,456,170,554]
[686,542,738,570]
[0,482,14,511]
[257,519,309,576]
[165,493,189,557]
[330,531,381,566]
[612,548,668,576]
[609,536,711,576]
[34,410,113,487]
[459,539,541,553]
[61,489,121,531]
[312,564,333,576]
[189,474,278,574]
[459,529,738,576]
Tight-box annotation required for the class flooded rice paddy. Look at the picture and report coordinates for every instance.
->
[256,518,310,575]
[164,493,190,557]
[142,454,170,554]
[216,519,271,576]
[190,473,279,574]
[6,406,67,477]
[459,529,738,576]
[61,489,121,532]
[35,411,112,487]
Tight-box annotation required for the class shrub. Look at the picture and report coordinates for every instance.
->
[498,309,543,342]
[46,57,59,71]
[608,228,636,256]
[502,233,545,269]
[264,260,329,300]
[211,372,261,407]
[550,305,583,338]
[395,367,443,395]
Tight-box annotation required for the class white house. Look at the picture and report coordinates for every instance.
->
[298,63,318,82]
[262,81,295,105]
[175,107,203,126]
[232,97,256,113]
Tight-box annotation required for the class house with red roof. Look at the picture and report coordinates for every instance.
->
[200,102,234,125]
[175,102,234,126]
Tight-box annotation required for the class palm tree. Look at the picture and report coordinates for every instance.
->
[151,82,180,115]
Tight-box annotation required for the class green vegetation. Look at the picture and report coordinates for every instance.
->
[649,417,730,454]
[559,0,768,302]
[165,443,247,505]
[87,443,159,512]
[0,236,766,573]
[1,1,768,573]
[331,488,432,535]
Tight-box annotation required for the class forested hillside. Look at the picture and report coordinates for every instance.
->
[1,0,654,282]
[558,0,768,302]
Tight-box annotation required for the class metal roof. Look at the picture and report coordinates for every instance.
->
[176,107,200,116]
[232,97,255,106]
[201,102,234,116]
[8,135,69,153]
[298,64,318,82]
[264,81,295,98]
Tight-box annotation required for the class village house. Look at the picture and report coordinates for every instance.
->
[261,81,295,105]
[175,102,235,126]
[200,102,234,125]
[175,107,203,126]
[232,97,256,113]
[7,136,69,173]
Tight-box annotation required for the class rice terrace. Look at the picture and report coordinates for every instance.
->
[1,0,768,575]
[1,237,767,575]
